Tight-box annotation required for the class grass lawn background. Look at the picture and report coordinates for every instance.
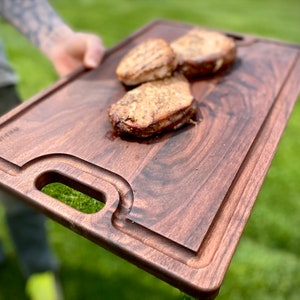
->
[0,0,299,299]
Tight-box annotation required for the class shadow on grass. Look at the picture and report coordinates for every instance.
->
[0,257,183,300]
[0,257,27,300]
[60,264,182,300]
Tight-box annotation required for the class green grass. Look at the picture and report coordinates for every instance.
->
[1,0,300,299]
[42,183,105,214]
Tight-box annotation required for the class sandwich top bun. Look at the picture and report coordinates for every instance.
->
[171,28,236,78]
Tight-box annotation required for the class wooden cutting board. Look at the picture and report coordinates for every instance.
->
[1,20,300,299]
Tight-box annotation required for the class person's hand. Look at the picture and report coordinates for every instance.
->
[42,27,105,77]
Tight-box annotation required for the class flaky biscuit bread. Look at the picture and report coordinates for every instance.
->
[116,38,178,86]
[171,28,236,77]
[108,75,197,138]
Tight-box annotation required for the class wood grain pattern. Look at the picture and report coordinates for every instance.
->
[0,20,299,299]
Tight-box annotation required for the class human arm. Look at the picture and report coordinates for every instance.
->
[0,0,105,76]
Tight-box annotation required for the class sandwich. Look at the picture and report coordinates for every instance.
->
[116,38,178,86]
[170,28,236,78]
[108,75,197,138]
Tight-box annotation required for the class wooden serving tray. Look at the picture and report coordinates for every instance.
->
[0,20,300,299]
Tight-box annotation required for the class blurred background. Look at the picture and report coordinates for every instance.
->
[0,0,299,299]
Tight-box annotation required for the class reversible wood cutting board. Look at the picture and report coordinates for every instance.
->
[1,20,300,299]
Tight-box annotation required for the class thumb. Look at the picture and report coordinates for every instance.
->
[83,34,105,69]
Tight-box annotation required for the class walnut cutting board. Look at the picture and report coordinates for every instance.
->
[1,20,300,299]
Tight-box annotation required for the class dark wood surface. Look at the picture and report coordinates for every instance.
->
[0,20,299,299]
